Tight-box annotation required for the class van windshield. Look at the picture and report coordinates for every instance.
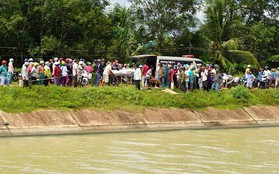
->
[159,59,205,66]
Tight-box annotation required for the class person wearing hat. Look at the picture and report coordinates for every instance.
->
[134,64,142,90]
[60,61,68,86]
[52,57,59,76]
[0,60,9,86]
[245,65,251,76]
[85,62,93,84]
[28,58,34,74]
[94,59,102,86]
[30,62,38,85]
[275,67,279,88]
[44,61,51,86]
[54,62,61,86]
[246,70,256,89]
[263,66,271,80]
[37,61,45,85]
[8,58,14,84]
[21,62,29,87]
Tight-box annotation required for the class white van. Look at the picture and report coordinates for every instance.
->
[131,55,206,70]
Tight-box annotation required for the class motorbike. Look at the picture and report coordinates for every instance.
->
[258,76,275,89]
[221,73,240,88]
[226,77,240,89]
[80,70,89,87]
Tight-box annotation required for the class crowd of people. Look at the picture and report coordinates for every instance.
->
[0,57,278,92]
[134,63,225,92]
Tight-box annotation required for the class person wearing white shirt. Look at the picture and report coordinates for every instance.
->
[61,62,68,86]
[103,61,112,84]
[155,63,160,80]
[8,58,14,84]
[201,67,208,91]
[72,59,79,87]
[134,64,142,90]
[21,62,29,87]
[263,66,271,79]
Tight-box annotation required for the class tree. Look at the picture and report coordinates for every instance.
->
[238,0,279,25]
[107,4,138,62]
[0,0,112,62]
[129,0,200,53]
[204,0,258,71]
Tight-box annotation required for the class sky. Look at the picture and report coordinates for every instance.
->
[108,0,205,22]
[109,0,131,7]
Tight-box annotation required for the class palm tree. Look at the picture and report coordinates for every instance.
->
[204,0,259,70]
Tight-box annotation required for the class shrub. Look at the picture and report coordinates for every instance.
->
[230,86,249,102]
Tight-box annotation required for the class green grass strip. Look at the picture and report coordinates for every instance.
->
[0,85,278,113]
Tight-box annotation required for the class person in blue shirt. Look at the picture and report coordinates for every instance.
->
[164,65,169,87]
[211,70,222,92]
[0,60,9,86]
[188,67,195,92]
[246,70,255,89]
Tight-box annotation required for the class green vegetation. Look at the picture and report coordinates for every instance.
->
[0,85,278,113]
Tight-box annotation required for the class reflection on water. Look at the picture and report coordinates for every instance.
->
[0,127,279,174]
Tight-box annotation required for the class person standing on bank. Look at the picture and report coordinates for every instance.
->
[44,61,51,86]
[0,60,9,86]
[53,62,61,86]
[8,58,14,84]
[179,67,186,92]
[142,63,149,87]
[37,61,45,85]
[158,64,165,88]
[94,59,102,86]
[30,62,38,85]
[21,62,29,87]
[73,59,79,87]
[134,64,142,90]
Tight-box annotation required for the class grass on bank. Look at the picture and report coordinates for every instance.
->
[0,85,278,113]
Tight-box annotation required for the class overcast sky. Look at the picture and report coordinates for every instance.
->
[109,0,131,7]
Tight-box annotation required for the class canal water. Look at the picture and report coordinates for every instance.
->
[0,127,279,174]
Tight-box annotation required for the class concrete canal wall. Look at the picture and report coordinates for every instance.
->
[0,106,279,136]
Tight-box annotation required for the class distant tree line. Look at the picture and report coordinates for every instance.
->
[0,0,278,72]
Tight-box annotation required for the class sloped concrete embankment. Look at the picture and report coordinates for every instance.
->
[0,106,279,136]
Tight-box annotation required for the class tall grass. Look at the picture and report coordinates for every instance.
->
[0,85,278,113]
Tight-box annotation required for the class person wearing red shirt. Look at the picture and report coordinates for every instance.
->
[54,62,61,86]
[168,65,174,88]
[142,63,149,87]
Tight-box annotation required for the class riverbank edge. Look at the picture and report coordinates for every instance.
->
[0,106,278,137]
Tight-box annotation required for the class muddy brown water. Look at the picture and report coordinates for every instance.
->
[0,127,278,173]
